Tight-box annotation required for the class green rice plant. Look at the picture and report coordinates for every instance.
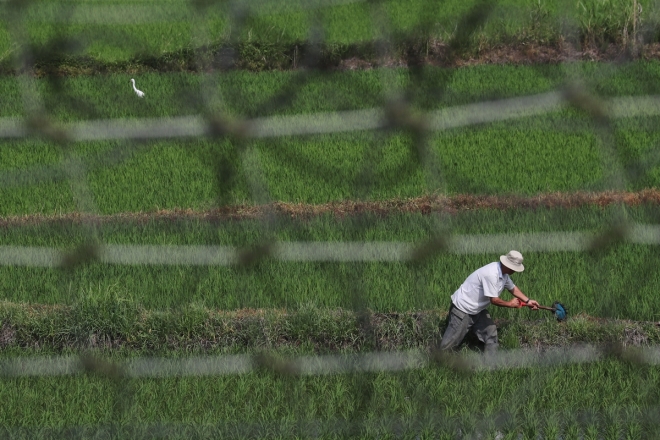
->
[577,0,638,45]
[0,0,654,67]
[2,63,660,214]
[0,62,658,119]
[0,129,599,214]
[68,282,140,343]
[0,117,644,211]
[4,295,660,355]
[0,208,660,319]
[0,359,655,438]
[0,119,646,213]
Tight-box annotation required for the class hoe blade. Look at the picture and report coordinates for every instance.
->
[553,301,568,322]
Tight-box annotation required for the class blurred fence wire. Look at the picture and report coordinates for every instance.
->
[2,0,660,437]
[3,224,660,267]
[4,344,660,378]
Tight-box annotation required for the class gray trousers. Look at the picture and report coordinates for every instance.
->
[439,303,499,353]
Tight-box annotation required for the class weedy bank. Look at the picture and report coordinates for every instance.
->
[0,0,652,70]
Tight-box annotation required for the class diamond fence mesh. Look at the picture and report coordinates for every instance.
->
[2,0,660,438]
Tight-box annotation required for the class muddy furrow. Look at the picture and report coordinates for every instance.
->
[2,189,660,226]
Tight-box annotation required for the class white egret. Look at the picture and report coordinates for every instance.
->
[130,78,145,98]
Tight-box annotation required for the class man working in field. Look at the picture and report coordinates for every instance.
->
[439,250,539,354]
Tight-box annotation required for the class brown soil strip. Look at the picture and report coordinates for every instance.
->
[2,189,660,226]
[5,40,660,77]
[339,40,656,70]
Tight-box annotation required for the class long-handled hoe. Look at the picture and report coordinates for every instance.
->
[521,301,568,322]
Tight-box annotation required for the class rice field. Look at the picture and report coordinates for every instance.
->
[3,2,660,435]
[0,207,659,322]
[2,62,660,317]
[3,63,660,215]
[5,62,660,120]
[0,0,651,65]
[0,357,656,438]
[0,128,606,214]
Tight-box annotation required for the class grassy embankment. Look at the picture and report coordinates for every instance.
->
[0,0,652,72]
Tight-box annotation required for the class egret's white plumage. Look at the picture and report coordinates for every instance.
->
[130,78,145,98]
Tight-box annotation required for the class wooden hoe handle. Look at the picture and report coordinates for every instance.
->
[522,303,555,311]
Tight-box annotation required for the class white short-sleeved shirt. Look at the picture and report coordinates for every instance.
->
[450,262,516,315]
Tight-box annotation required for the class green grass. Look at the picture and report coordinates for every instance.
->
[6,62,660,120]
[0,0,651,66]
[2,64,660,317]
[0,358,656,438]
[0,128,605,213]
[3,63,660,214]
[1,298,658,354]
[2,3,659,434]
[1,207,660,320]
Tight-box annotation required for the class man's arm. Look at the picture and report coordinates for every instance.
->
[490,296,521,308]
[508,286,540,310]
[483,274,522,308]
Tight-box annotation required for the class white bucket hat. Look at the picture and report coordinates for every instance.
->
[500,250,524,272]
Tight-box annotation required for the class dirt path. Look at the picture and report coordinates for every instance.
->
[2,189,660,226]
[338,40,660,70]
[5,40,660,77]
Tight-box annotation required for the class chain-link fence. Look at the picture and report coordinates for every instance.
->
[2,0,660,437]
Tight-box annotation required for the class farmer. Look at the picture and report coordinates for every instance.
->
[439,250,539,354]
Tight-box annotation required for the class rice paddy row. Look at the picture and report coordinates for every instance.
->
[0,358,656,438]
[3,64,660,215]
[4,62,660,119]
[0,207,658,320]
[0,0,651,66]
